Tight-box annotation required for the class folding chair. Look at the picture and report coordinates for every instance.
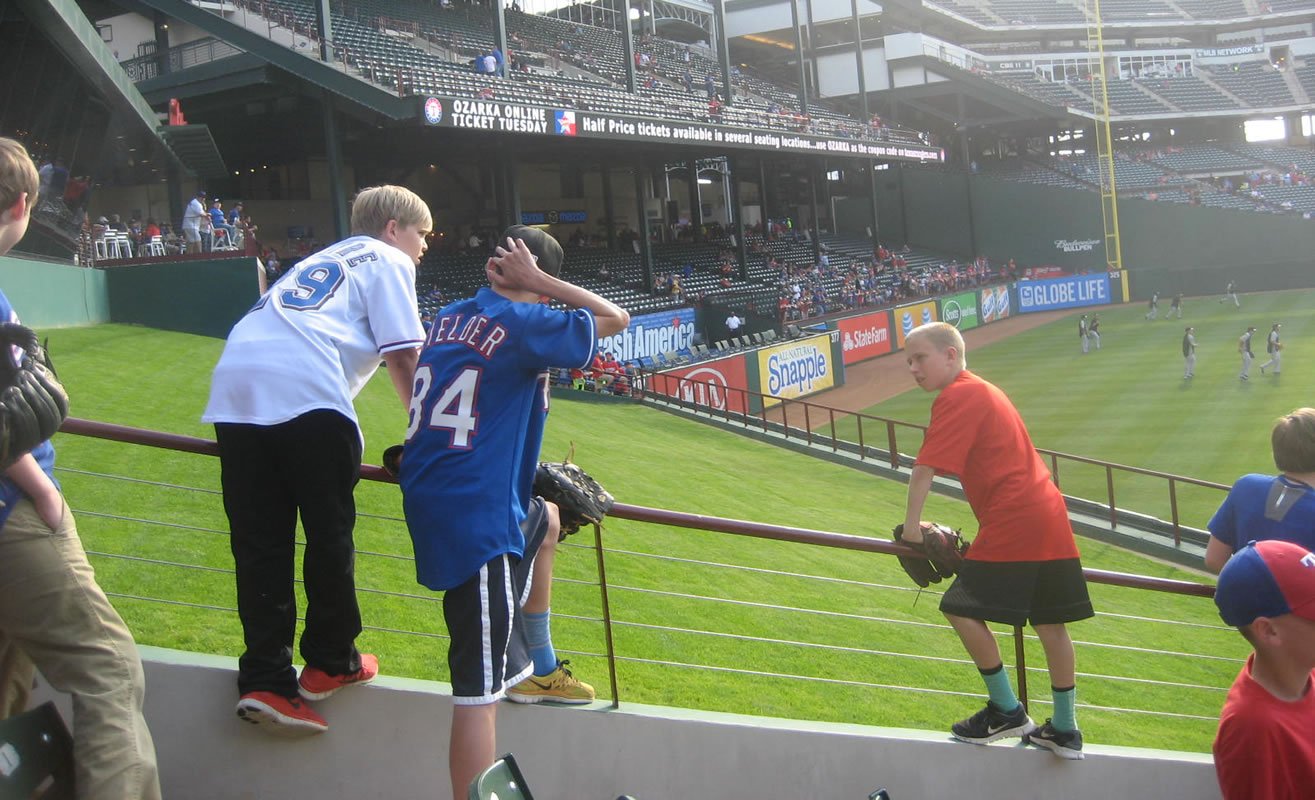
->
[0,701,74,800]
[468,753,535,800]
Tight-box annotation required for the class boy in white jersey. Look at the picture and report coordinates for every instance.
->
[203,186,430,736]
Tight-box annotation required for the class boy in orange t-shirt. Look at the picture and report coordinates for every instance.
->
[901,322,1093,760]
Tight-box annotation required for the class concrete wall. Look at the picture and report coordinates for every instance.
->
[36,647,1222,800]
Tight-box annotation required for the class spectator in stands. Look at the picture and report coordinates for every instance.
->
[210,199,236,247]
[227,201,244,227]
[144,218,161,241]
[704,73,716,99]
[0,135,162,799]
[398,229,626,800]
[901,322,1092,760]
[1212,539,1315,800]
[1205,410,1315,574]
[182,189,208,254]
[204,186,431,737]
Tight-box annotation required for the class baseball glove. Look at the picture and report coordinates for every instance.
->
[381,444,404,480]
[0,323,69,471]
[534,460,614,540]
[892,522,969,588]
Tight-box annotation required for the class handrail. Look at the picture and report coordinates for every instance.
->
[56,415,1217,710]
[637,371,1229,543]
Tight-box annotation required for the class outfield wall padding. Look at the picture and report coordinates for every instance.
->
[105,258,261,338]
[0,256,110,328]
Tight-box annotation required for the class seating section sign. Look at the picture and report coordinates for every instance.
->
[893,301,939,349]
[419,97,946,163]
[647,355,750,416]
[598,309,696,363]
[1016,274,1112,313]
[756,335,835,408]
[940,292,979,331]
[836,311,892,365]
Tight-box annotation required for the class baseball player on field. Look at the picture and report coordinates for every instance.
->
[397,226,629,799]
[1220,281,1240,308]
[203,185,431,736]
[1261,323,1282,375]
[1077,314,1089,354]
[1170,293,1183,319]
[1145,292,1159,321]
[1239,326,1256,381]
[900,322,1093,760]
[1183,327,1196,379]
[1088,315,1101,349]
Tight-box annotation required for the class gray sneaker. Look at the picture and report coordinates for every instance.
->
[1024,719,1084,760]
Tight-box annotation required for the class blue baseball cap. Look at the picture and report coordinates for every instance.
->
[1215,540,1315,627]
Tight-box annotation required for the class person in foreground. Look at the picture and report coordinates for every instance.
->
[397,226,628,799]
[203,185,430,735]
[1212,540,1315,800]
[0,136,161,797]
[900,322,1093,760]
[1205,409,1315,574]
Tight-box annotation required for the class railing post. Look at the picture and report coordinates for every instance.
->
[591,523,621,709]
[1106,464,1117,528]
[857,416,866,461]
[886,421,898,469]
[781,398,789,440]
[1050,453,1060,488]
[1169,478,1181,547]
[1013,626,1028,710]
[829,408,837,452]
[804,403,812,446]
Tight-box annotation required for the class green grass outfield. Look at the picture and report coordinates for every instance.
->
[46,323,1244,753]
[833,289,1315,528]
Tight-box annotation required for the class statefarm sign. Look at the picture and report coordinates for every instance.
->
[419,97,946,163]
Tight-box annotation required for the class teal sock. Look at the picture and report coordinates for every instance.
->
[524,610,557,677]
[980,665,1020,712]
[1051,686,1077,731]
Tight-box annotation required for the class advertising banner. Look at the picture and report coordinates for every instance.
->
[940,292,979,331]
[419,96,945,163]
[836,311,893,365]
[648,356,750,416]
[756,335,836,409]
[1016,274,1112,314]
[980,285,1010,323]
[598,309,696,363]
[893,301,939,349]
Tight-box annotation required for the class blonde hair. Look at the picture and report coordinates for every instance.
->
[350,185,432,237]
[0,138,38,216]
[907,321,966,368]
[1272,408,1315,474]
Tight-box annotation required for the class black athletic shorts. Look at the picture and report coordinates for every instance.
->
[939,558,1094,627]
[443,497,551,705]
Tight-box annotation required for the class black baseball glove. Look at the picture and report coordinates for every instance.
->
[534,460,614,540]
[381,444,404,480]
[0,323,69,471]
[893,522,969,588]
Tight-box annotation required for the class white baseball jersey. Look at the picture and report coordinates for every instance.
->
[203,235,425,433]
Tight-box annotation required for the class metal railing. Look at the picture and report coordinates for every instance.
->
[58,417,1224,725]
[121,37,244,83]
[638,372,1230,545]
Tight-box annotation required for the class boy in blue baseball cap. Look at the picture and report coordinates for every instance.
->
[1212,539,1315,799]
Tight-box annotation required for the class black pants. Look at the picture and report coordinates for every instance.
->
[215,410,364,697]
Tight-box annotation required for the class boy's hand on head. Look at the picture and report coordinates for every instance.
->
[490,237,542,292]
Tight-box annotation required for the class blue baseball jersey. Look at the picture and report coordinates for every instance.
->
[1208,474,1315,554]
[400,288,597,590]
[0,290,58,529]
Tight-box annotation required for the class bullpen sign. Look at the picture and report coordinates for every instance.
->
[757,336,835,408]
[940,292,979,331]
[893,301,938,350]
[598,308,696,362]
[1017,274,1112,313]
[980,285,1011,323]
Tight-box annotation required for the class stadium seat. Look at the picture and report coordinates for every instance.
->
[714,340,728,351]
[751,332,765,345]
[468,753,535,800]
[763,329,778,342]
[0,702,74,799]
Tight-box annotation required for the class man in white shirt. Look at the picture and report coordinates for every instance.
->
[182,189,208,253]
[203,185,432,736]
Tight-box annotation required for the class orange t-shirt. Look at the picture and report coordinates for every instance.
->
[915,371,1079,562]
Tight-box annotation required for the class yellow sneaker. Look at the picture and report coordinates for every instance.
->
[507,660,595,705]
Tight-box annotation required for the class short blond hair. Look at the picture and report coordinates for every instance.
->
[0,138,38,215]
[1272,408,1315,474]
[907,321,966,368]
[350,185,432,237]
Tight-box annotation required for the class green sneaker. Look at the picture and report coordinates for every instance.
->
[507,660,595,705]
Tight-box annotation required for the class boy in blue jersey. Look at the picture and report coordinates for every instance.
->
[0,137,161,797]
[398,225,629,799]
[1206,408,1315,573]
